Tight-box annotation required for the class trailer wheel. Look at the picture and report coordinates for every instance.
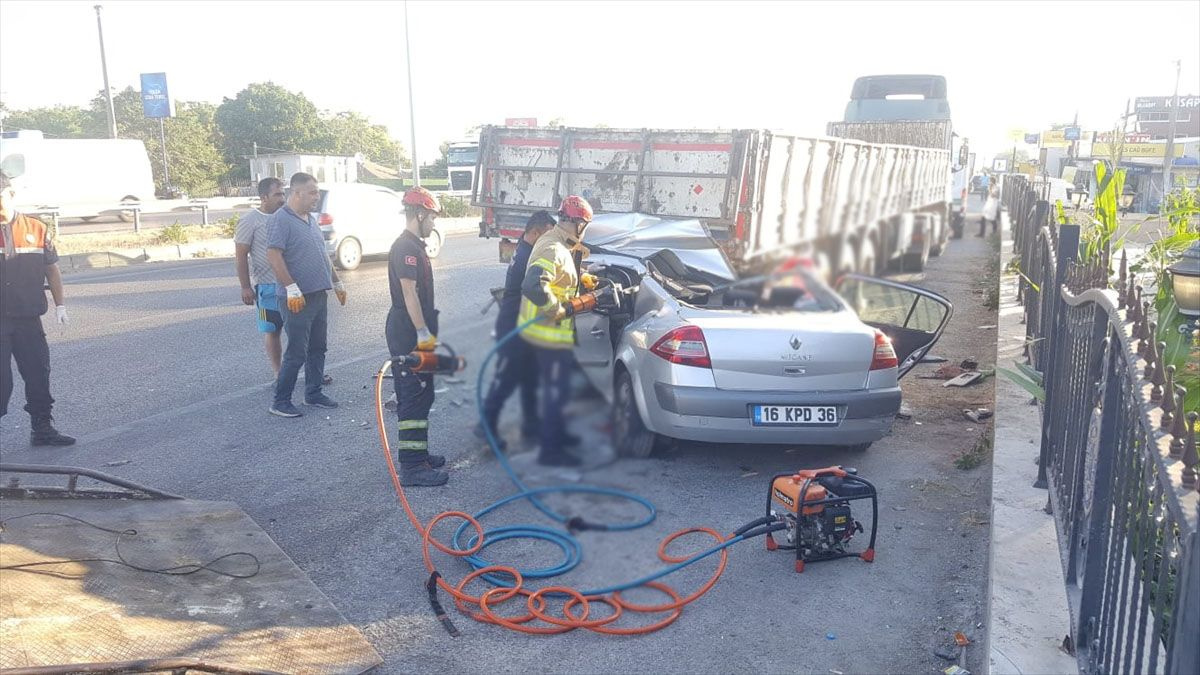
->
[857,239,877,276]
[901,234,930,272]
[117,195,139,223]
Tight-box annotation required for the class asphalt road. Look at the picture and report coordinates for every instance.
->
[0,227,994,673]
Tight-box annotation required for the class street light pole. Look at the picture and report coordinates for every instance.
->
[94,5,118,139]
[403,0,419,187]
[1162,59,1182,200]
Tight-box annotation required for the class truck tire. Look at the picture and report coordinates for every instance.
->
[901,233,930,272]
[335,237,362,271]
[613,369,656,459]
[857,239,877,277]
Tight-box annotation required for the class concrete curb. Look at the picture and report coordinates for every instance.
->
[985,211,1078,674]
[59,217,482,271]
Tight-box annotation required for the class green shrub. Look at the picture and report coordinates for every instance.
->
[156,223,189,245]
[219,215,239,239]
[440,195,475,218]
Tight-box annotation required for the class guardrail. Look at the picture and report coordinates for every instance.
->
[28,198,236,237]
[1005,174,1199,675]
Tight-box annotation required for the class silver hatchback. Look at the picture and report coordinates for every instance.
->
[573,214,952,457]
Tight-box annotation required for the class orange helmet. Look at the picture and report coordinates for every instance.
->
[403,186,443,214]
[558,195,593,222]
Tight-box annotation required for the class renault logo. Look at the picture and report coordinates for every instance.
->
[789,335,803,351]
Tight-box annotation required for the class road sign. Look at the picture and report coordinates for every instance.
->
[139,73,174,118]
[1007,129,1026,141]
[1064,126,1081,141]
[1024,133,1040,144]
[992,157,1010,172]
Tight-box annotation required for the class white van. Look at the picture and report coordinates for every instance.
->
[0,130,156,221]
[315,182,445,270]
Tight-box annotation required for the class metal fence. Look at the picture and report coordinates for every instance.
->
[1005,175,1199,675]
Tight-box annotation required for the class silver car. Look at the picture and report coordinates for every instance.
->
[573,214,952,457]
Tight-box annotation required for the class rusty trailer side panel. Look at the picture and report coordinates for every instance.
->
[474,125,949,272]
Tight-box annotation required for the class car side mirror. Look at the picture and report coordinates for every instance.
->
[1,153,26,179]
[834,274,954,378]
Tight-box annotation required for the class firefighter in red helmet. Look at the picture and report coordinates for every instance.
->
[388,186,449,486]
[518,195,596,466]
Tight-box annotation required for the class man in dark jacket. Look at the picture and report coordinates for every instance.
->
[0,172,74,446]
[475,211,556,449]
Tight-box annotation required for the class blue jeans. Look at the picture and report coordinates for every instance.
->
[273,291,328,405]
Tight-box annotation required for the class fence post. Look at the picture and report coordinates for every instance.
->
[1167,525,1199,674]
[1035,221,1080,489]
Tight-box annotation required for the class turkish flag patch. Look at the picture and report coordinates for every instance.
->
[405,255,418,266]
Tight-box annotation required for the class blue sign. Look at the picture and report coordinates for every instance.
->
[1063,126,1081,141]
[1024,133,1040,144]
[140,72,173,119]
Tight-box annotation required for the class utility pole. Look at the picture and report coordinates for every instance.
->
[403,0,419,187]
[1162,59,1182,201]
[158,118,169,187]
[94,5,118,139]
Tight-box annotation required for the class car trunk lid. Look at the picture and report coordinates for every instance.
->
[681,309,874,392]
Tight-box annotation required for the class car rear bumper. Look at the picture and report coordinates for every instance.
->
[648,383,901,445]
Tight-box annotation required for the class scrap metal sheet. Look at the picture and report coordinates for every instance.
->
[0,498,381,674]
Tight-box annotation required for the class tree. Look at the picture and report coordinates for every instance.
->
[319,111,407,167]
[1,104,90,138]
[215,82,326,171]
[84,87,228,195]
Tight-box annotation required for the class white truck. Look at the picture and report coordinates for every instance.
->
[445,140,479,194]
[0,130,156,222]
[472,124,950,278]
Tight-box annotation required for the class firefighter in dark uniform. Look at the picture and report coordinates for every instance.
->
[0,172,75,446]
[387,186,447,486]
[474,210,557,449]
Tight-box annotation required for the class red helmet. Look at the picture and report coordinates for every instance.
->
[402,186,443,214]
[558,195,593,222]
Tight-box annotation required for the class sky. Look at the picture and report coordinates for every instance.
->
[1,0,1197,163]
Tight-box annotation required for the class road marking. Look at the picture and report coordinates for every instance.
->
[71,318,493,447]
[68,260,232,283]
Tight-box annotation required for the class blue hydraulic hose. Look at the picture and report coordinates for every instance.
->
[452,316,762,596]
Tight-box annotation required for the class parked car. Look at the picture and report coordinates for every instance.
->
[316,183,445,270]
[573,214,952,457]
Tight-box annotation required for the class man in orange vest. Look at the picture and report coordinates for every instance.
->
[0,172,74,446]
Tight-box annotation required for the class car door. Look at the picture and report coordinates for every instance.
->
[834,274,953,379]
[573,311,616,400]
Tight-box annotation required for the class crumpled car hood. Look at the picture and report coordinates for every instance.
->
[583,213,736,281]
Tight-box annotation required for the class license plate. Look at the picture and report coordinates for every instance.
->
[752,405,838,426]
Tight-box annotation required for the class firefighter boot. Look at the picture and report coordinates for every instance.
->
[31,415,76,447]
[400,460,449,487]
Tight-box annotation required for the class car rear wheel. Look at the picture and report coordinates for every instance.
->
[335,237,362,271]
[425,228,444,259]
[613,370,656,458]
[117,195,139,223]
[844,442,872,452]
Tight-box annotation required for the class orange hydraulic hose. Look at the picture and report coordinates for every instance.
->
[373,361,735,635]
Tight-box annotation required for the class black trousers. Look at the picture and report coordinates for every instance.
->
[0,316,55,418]
[536,348,574,459]
[482,336,539,434]
[386,307,437,465]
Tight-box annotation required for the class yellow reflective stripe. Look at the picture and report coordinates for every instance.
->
[397,440,428,450]
[530,258,556,273]
[398,420,429,430]
[522,322,573,344]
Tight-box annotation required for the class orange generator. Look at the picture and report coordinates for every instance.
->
[764,466,877,572]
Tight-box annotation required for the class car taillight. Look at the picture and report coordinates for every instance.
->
[318,213,333,226]
[870,330,898,370]
[650,325,711,368]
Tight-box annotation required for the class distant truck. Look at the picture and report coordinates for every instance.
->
[445,140,479,193]
[0,130,155,222]
[827,74,968,253]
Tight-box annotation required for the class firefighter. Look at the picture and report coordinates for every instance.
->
[518,195,597,467]
[387,186,448,486]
